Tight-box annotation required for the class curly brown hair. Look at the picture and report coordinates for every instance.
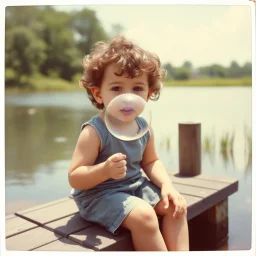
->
[79,35,166,109]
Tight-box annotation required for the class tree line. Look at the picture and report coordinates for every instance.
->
[163,60,252,81]
[5,6,252,88]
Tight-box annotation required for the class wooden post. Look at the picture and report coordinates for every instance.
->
[179,123,201,176]
[188,199,229,250]
[178,123,229,250]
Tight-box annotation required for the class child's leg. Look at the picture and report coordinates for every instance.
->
[154,200,189,251]
[121,199,167,251]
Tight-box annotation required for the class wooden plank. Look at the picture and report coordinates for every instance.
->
[34,238,94,251]
[69,225,133,251]
[173,183,217,198]
[16,197,71,215]
[170,171,238,184]
[6,215,37,238]
[173,175,237,220]
[6,227,62,251]
[171,175,229,190]
[6,214,16,220]
[44,213,93,237]
[173,175,237,218]
[16,199,79,225]
[194,173,238,184]
[182,194,204,220]
[182,194,202,208]
[177,183,223,212]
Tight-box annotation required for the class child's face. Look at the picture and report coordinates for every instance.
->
[91,63,150,110]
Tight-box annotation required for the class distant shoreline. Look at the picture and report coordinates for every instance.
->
[164,77,251,87]
[5,76,251,93]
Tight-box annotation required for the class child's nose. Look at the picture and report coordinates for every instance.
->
[122,99,132,105]
[121,93,134,105]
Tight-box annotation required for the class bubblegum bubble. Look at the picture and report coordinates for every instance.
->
[105,93,151,141]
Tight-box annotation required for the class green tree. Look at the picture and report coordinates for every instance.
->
[182,61,193,71]
[199,64,226,78]
[71,8,108,55]
[38,7,81,80]
[227,61,241,77]
[210,64,226,78]
[241,62,252,77]
[174,67,190,80]
[163,63,175,80]
[110,23,125,37]
[5,26,46,84]
[5,6,44,33]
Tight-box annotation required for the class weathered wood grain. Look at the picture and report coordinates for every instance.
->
[171,171,238,184]
[6,227,61,251]
[16,198,79,225]
[173,183,217,198]
[69,225,133,251]
[43,213,93,237]
[179,123,201,176]
[16,197,71,215]
[6,215,38,238]
[171,173,237,191]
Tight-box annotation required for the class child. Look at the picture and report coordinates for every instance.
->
[69,36,189,251]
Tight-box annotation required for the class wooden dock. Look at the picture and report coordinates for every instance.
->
[5,123,239,251]
[5,171,238,251]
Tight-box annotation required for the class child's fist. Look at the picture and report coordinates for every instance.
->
[104,153,127,180]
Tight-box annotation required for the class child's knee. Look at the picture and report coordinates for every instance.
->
[154,199,175,216]
[123,204,159,232]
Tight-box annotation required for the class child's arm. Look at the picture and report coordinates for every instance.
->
[69,125,127,190]
[141,127,172,188]
[141,127,187,217]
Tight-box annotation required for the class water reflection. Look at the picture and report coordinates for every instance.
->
[218,127,251,173]
[220,131,235,169]
[5,105,98,185]
[202,131,216,167]
[159,136,172,151]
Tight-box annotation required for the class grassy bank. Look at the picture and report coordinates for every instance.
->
[5,75,252,93]
[164,77,251,86]
[5,75,81,93]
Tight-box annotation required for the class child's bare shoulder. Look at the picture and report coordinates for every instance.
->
[78,124,101,148]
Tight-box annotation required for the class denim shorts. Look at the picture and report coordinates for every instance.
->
[72,176,162,234]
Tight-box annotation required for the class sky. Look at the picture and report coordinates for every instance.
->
[55,4,253,68]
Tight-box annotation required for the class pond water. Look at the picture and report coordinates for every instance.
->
[5,86,252,250]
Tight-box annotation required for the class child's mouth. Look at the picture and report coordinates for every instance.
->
[120,107,134,116]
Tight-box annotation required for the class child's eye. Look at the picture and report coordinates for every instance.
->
[134,87,143,92]
[111,86,121,91]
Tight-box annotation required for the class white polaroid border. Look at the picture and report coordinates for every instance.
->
[1,1,255,256]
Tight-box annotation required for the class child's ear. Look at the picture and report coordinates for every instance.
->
[91,87,103,104]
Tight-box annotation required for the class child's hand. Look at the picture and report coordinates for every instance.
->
[104,153,127,180]
[161,183,187,218]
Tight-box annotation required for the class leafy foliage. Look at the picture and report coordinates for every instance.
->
[5,6,109,87]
